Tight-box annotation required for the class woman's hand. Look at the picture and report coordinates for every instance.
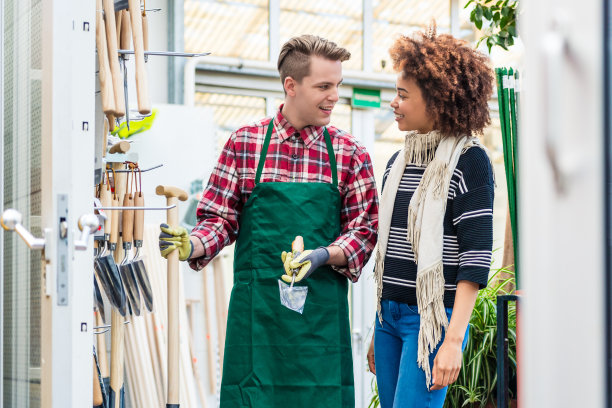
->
[367,333,376,375]
[430,339,463,390]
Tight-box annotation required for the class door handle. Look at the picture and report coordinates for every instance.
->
[1,209,46,249]
[75,214,99,251]
[1,209,99,251]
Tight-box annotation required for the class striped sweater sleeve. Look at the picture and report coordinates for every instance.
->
[451,147,494,289]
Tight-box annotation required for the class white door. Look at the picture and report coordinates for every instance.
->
[520,1,606,407]
[1,1,95,406]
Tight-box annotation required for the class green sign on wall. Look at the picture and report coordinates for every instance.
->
[352,88,381,108]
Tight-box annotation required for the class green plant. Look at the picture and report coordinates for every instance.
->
[443,266,517,407]
[465,0,519,52]
[368,377,380,408]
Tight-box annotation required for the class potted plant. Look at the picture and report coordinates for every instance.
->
[368,266,517,408]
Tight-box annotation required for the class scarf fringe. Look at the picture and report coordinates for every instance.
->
[416,261,449,389]
[404,131,443,166]
[374,248,385,324]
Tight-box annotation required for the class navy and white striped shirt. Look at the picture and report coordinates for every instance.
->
[381,146,494,307]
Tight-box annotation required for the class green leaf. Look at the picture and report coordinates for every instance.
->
[483,7,493,20]
[464,0,475,8]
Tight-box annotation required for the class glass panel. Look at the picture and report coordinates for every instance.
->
[2,0,42,406]
[372,0,450,73]
[184,0,269,61]
[194,92,267,153]
[279,0,363,71]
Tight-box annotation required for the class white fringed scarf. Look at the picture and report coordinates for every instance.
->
[374,130,482,388]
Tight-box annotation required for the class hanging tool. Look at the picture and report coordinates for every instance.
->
[156,185,188,408]
[96,0,116,115]
[95,310,110,406]
[118,172,141,316]
[97,169,127,316]
[132,167,154,311]
[119,10,131,130]
[109,154,130,408]
[93,350,104,408]
[128,0,151,114]
[102,0,126,118]
[142,0,149,62]
[111,108,156,139]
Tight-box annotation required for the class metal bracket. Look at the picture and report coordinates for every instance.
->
[57,195,69,306]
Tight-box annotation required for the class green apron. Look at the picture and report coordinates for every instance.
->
[219,121,354,407]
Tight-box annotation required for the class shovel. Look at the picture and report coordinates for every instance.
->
[278,236,308,314]
[131,168,154,311]
[119,189,142,316]
[97,171,127,316]
[156,184,188,408]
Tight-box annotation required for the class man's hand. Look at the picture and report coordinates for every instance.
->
[159,223,193,261]
[281,251,294,275]
[281,247,329,283]
[367,333,376,375]
[430,339,463,390]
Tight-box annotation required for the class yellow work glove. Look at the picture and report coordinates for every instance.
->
[281,250,295,275]
[159,223,193,261]
[281,247,330,283]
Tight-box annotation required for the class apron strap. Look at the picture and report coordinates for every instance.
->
[255,120,338,186]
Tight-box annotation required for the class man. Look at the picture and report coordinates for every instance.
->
[159,35,378,407]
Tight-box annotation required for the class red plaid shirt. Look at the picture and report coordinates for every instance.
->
[189,107,379,282]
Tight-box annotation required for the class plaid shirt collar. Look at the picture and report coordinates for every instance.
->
[274,105,325,148]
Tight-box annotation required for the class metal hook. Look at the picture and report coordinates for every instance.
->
[113,163,163,173]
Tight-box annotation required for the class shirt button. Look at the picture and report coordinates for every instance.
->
[292,154,298,160]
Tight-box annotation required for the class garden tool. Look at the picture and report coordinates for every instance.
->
[96,0,116,115]
[156,184,188,408]
[95,295,111,404]
[278,236,308,314]
[93,270,106,324]
[97,170,127,316]
[102,0,125,118]
[132,167,154,311]
[142,1,149,62]
[119,10,131,131]
[128,0,151,114]
[93,352,104,408]
[118,188,142,316]
[109,159,129,408]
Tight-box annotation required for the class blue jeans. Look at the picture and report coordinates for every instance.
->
[374,299,469,408]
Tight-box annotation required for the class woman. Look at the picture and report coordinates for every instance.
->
[367,26,495,408]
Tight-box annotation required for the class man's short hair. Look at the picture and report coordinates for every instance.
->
[277,35,351,86]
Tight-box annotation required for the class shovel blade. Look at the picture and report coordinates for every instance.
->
[93,276,106,323]
[132,258,153,312]
[98,255,127,316]
[119,263,141,316]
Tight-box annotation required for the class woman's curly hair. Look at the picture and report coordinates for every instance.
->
[389,27,494,135]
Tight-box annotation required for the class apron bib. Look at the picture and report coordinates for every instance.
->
[219,121,354,407]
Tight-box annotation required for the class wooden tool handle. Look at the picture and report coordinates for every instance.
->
[96,0,116,115]
[142,13,148,52]
[120,10,131,53]
[157,185,185,405]
[109,309,125,407]
[95,310,110,379]
[155,185,188,202]
[292,236,304,253]
[93,359,104,406]
[122,193,134,243]
[115,11,122,48]
[109,140,130,154]
[133,193,144,242]
[110,194,120,245]
[102,0,125,117]
[100,179,112,237]
[128,0,151,115]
